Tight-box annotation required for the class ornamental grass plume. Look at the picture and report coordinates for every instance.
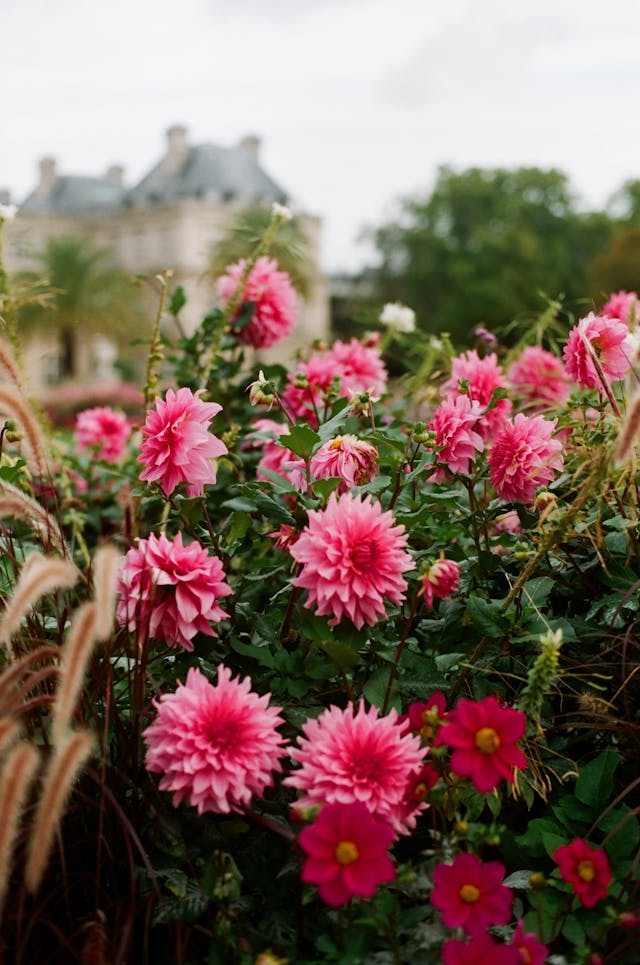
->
[436,695,528,793]
[0,554,78,658]
[487,413,564,505]
[139,387,228,498]
[563,312,633,391]
[290,492,413,629]
[92,544,123,641]
[0,385,49,477]
[309,435,378,493]
[215,255,298,349]
[299,801,396,906]
[0,742,40,919]
[441,349,512,440]
[51,603,98,746]
[508,345,571,410]
[427,395,484,481]
[285,701,426,833]
[553,838,612,908]
[430,852,513,936]
[143,665,287,815]
[74,406,131,463]
[442,933,519,965]
[116,532,232,652]
[0,479,68,556]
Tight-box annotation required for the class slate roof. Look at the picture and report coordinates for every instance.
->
[21,175,126,214]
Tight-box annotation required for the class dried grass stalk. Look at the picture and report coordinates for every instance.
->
[0,553,78,657]
[615,392,640,465]
[0,339,25,394]
[0,645,59,711]
[51,603,98,745]
[24,730,93,894]
[0,717,21,757]
[0,479,68,555]
[92,545,122,642]
[0,385,49,477]
[0,742,40,918]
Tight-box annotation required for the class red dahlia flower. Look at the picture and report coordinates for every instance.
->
[553,838,612,908]
[431,852,513,935]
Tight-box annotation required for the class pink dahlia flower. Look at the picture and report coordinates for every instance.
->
[441,350,512,440]
[290,492,413,629]
[488,413,564,504]
[427,395,484,481]
[442,933,519,965]
[299,801,395,906]
[116,531,232,651]
[139,388,228,498]
[508,345,571,410]
[553,838,612,908]
[310,435,378,493]
[602,289,638,326]
[285,701,427,833]
[563,312,633,391]
[431,852,513,936]
[421,558,461,608]
[143,665,287,814]
[281,354,338,427]
[74,406,131,463]
[322,338,388,398]
[253,421,305,489]
[436,696,528,793]
[509,920,548,965]
[215,255,298,349]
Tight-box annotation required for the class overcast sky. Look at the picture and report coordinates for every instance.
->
[4,0,640,271]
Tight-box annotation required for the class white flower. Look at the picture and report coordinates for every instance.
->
[380,302,415,333]
[0,204,17,222]
[271,202,293,222]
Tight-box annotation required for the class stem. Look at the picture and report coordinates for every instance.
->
[382,593,420,714]
[143,272,170,410]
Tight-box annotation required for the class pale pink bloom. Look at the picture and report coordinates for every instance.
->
[427,395,484,481]
[253,421,306,489]
[215,255,298,349]
[488,413,564,504]
[143,665,287,814]
[285,701,427,833]
[563,312,633,391]
[489,510,522,556]
[310,435,378,493]
[421,559,460,608]
[441,350,512,440]
[290,493,413,629]
[323,338,388,398]
[508,346,570,409]
[602,289,638,326]
[116,532,232,651]
[139,388,227,498]
[74,406,131,463]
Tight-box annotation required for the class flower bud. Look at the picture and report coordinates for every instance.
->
[248,371,277,410]
[420,558,461,608]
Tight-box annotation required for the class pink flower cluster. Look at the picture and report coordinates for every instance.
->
[215,255,298,349]
[508,345,570,410]
[74,406,131,463]
[441,350,512,440]
[139,388,228,498]
[488,413,564,504]
[143,665,287,814]
[290,492,413,629]
[563,312,633,391]
[309,435,378,493]
[117,531,232,651]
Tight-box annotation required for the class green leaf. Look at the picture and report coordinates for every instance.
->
[522,576,554,607]
[575,750,620,815]
[315,639,361,669]
[466,596,505,638]
[221,496,258,513]
[312,477,342,499]
[280,423,320,459]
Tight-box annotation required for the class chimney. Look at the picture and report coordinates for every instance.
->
[165,125,189,175]
[106,164,124,187]
[238,134,261,160]
[37,157,58,200]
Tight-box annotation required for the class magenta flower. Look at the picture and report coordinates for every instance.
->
[310,435,378,493]
[602,289,638,326]
[116,532,232,651]
[215,255,298,349]
[509,920,548,965]
[508,346,571,409]
[428,395,484,481]
[421,558,461,608]
[285,701,427,833]
[399,692,448,743]
[441,349,512,440]
[143,666,287,814]
[299,801,395,906]
[431,852,513,936]
[436,696,528,793]
[563,312,633,391]
[322,338,388,398]
[553,838,612,908]
[487,413,564,504]
[74,406,131,462]
[139,388,228,498]
[290,492,413,629]
[442,933,519,965]
[281,354,338,427]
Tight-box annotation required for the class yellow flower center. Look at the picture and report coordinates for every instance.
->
[459,883,481,903]
[420,707,440,742]
[519,949,532,965]
[577,860,595,883]
[335,840,359,865]
[413,782,428,801]
[330,437,344,450]
[475,726,500,754]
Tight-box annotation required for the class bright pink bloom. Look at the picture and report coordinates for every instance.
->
[281,354,338,426]
[509,920,548,965]
[143,665,287,814]
[563,312,633,391]
[215,255,298,349]
[310,435,378,493]
[299,801,395,906]
[116,532,232,651]
[488,413,564,504]
[553,838,612,908]
[432,852,513,936]
[602,289,638,326]
[139,388,227,498]
[428,395,484,481]
[508,346,571,410]
[421,559,461,608]
[323,338,388,398]
[285,701,427,833]
[74,406,131,462]
[268,524,300,551]
[396,762,440,821]
[441,350,512,440]
[290,492,413,629]
[436,696,528,793]
[443,934,519,965]
[400,692,448,743]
